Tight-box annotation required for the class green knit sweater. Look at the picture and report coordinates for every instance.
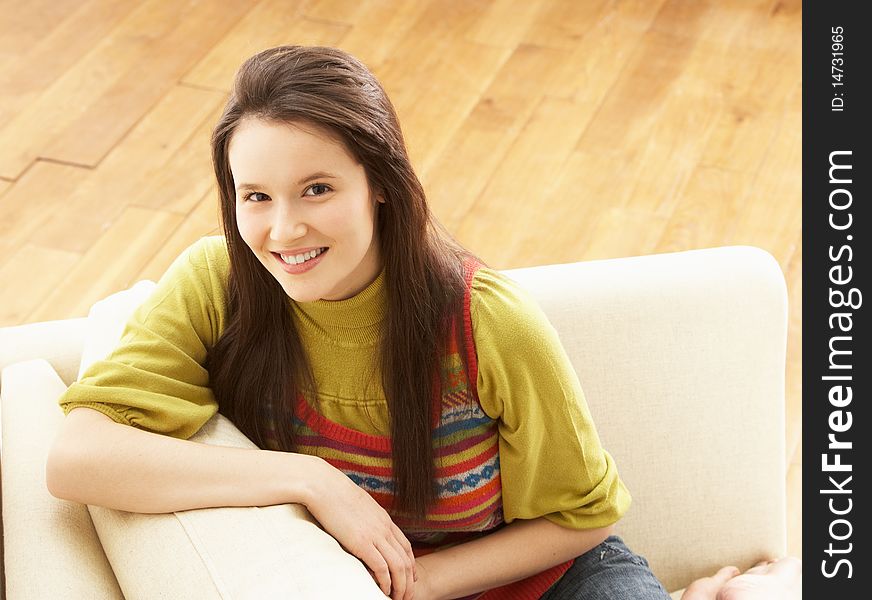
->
[59,236,630,530]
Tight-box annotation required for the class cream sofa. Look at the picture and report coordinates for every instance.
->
[0,246,788,599]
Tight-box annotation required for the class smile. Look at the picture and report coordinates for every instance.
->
[272,248,328,274]
[280,247,327,265]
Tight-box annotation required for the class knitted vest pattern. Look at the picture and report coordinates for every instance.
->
[275,260,573,599]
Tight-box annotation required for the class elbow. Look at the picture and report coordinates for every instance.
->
[45,426,93,502]
[45,434,76,500]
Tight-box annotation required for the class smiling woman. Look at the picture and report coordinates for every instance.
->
[46,45,670,600]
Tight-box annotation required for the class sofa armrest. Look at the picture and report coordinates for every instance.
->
[88,412,386,599]
[1,359,123,599]
[2,357,386,599]
[0,319,87,388]
[506,246,788,592]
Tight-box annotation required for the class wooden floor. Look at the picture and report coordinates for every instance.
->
[0,0,801,558]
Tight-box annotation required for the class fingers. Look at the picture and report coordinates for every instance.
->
[391,522,417,582]
[711,566,741,585]
[361,545,392,596]
[375,536,410,600]
[681,566,740,600]
[767,556,802,580]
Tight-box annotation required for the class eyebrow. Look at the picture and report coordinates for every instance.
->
[235,171,339,192]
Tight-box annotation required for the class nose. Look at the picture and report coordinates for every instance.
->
[269,199,308,242]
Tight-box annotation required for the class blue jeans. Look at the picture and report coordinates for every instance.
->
[539,535,671,599]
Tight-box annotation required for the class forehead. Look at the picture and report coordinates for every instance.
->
[227,117,360,180]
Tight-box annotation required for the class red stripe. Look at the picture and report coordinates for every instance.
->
[397,496,502,531]
[295,395,391,452]
[478,559,574,600]
[435,443,498,477]
[434,477,502,512]
[326,458,393,477]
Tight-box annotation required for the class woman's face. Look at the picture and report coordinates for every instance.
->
[229,117,383,302]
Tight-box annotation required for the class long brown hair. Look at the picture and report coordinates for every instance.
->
[208,46,479,517]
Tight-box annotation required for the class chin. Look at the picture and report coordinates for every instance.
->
[279,284,321,303]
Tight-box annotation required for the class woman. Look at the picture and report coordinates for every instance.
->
[47,45,670,599]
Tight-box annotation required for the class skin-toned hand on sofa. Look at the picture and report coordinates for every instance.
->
[681,557,802,600]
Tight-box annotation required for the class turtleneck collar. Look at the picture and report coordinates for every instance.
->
[291,268,387,347]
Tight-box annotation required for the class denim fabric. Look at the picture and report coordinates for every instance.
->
[539,535,671,600]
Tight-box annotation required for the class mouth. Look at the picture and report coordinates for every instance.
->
[271,247,329,274]
[273,247,329,265]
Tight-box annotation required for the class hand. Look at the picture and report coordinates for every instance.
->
[681,557,802,600]
[303,458,417,599]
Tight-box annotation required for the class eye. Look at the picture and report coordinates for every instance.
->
[243,191,270,202]
[304,183,332,197]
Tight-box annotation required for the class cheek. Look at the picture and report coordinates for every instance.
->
[324,202,375,245]
[234,207,260,247]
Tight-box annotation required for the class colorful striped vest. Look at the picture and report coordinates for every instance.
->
[288,260,573,599]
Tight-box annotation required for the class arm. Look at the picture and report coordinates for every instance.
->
[46,407,321,513]
[416,518,613,600]
[47,407,417,600]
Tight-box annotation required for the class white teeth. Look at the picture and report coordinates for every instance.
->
[280,248,324,265]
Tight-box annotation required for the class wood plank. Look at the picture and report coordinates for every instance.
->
[0,237,14,276]
[128,96,227,215]
[181,0,346,91]
[423,44,574,231]
[371,0,492,115]
[557,0,667,101]
[0,0,136,126]
[523,150,632,265]
[0,0,188,179]
[27,206,184,323]
[42,0,257,167]
[697,1,800,172]
[32,85,225,255]
[0,0,256,179]
[518,0,611,50]
[136,192,223,283]
[0,0,81,68]
[654,166,753,254]
[453,96,614,268]
[0,244,81,327]
[465,0,546,48]
[621,88,722,217]
[396,40,510,178]
[650,0,774,44]
[726,82,801,266]
[301,0,370,24]
[333,0,431,69]
[0,162,92,250]
[576,207,670,262]
[574,28,704,156]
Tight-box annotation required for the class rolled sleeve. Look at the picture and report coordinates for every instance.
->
[59,237,229,439]
[470,268,631,529]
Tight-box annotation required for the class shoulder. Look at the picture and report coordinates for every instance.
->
[158,236,230,295]
[174,235,230,275]
[135,236,230,335]
[469,266,557,348]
